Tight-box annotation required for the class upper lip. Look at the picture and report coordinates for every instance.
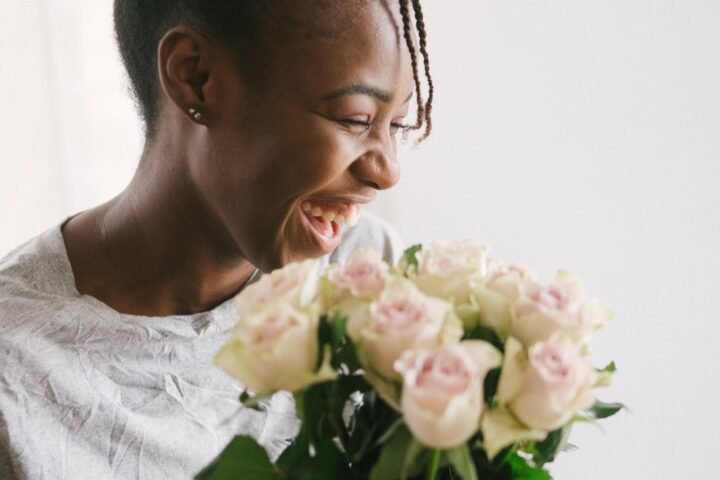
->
[303,192,376,206]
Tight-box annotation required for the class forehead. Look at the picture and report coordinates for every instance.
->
[266,1,414,102]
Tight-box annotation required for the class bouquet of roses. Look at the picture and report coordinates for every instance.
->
[196,241,623,480]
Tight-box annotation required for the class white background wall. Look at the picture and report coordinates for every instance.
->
[2,1,719,478]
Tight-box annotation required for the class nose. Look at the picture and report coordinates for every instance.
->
[349,138,401,191]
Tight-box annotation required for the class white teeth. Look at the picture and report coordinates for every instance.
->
[302,201,361,227]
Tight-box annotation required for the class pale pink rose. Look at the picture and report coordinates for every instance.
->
[511,271,611,346]
[327,247,389,298]
[416,240,489,277]
[498,336,596,430]
[215,300,334,395]
[354,279,453,380]
[471,262,536,336]
[394,341,501,449]
[234,259,319,319]
[484,262,536,300]
[410,240,490,302]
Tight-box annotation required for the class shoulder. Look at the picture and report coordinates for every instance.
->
[0,225,80,339]
[0,225,74,296]
[327,210,405,266]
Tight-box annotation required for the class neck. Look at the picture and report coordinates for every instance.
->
[63,136,257,316]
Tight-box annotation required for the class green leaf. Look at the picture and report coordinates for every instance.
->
[300,384,326,445]
[316,317,334,370]
[279,435,356,480]
[401,438,426,480]
[561,443,578,452]
[373,418,405,448]
[462,325,505,353]
[276,428,310,474]
[446,444,479,480]
[599,361,617,373]
[587,400,626,419]
[528,425,571,467]
[330,311,347,345]
[483,367,501,408]
[290,436,355,480]
[239,391,270,410]
[370,426,425,480]
[322,311,363,373]
[506,453,552,480]
[194,436,277,480]
[401,244,422,272]
[346,391,403,477]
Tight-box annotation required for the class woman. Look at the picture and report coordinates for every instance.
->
[0,0,433,478]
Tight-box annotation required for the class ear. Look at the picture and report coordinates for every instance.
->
[157,27,213,121]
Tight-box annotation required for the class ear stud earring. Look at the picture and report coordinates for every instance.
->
[188,108,203,121]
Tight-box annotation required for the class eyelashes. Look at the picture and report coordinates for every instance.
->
[339,118,411,134]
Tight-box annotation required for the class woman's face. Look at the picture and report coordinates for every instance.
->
[192,1,416,271]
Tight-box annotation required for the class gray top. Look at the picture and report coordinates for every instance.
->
[0,213,403,480]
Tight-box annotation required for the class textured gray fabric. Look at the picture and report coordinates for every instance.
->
[0,212,403,480]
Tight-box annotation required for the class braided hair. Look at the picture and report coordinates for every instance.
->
[114,0,434,142]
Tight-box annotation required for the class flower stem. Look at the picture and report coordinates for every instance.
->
[426,449,442,480]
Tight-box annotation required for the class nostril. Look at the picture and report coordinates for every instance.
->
[349,149,401,191]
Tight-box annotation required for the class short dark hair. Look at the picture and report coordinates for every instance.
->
[113,0,434,141]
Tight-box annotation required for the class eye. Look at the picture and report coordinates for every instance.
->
[338,115,371,132]
[390,118,411,136]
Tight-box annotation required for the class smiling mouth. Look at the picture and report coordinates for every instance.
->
[300,200,361,253]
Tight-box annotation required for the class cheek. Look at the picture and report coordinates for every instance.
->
[261,119,360,199]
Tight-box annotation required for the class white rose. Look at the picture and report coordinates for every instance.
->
[498,336,597,430]
[234,259,320,319]
[394,341,501,449]
[471,262,536,336]
[409,240,490,303]
[214,300,334,395]
[511,270,612,346]
[350,278,461,381]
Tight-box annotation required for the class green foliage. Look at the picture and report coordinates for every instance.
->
[238,390,269,410]
[463,325,505,352]
[599,361,617,373]
[200,267,617,480]
[587,400,626,419]
[442,440,554,480]
[276,428,310,475]
[194,436,277,480]
[483,367,502,408]
[527,426,571,467]
[426,449,443,479]
[276,425,357,479]
[446,444,479,480]
[369,426,426,480]
[401,244,423,273]
[506,454,553,480]
[285,436,355,479]
[347,391,403,476]
[318,311,362,373]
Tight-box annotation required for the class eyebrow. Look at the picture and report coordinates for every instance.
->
[322,84,414,104]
